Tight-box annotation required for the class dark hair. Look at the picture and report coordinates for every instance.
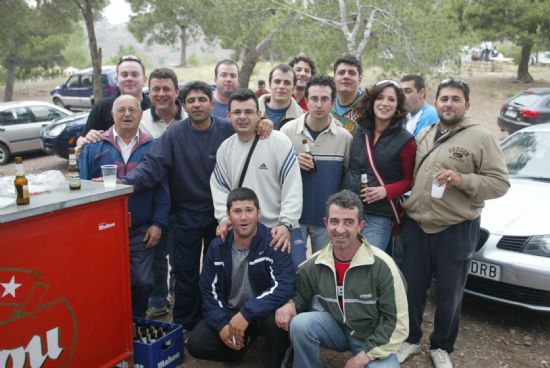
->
[333,55,362,76]
[117,55,145,74]
[214,59,239,78]
[305,75,337,101]
[289,55,317,76]
[228,88,259,111]
[268,64,297,86]
[258,80,266,85]
[148,67,178,89]
[326,190,363,221]
[356,81,407,130]
[436,78,470,102]
[227,187,259,210]
[400,74,425,91]
[180,81,213,103]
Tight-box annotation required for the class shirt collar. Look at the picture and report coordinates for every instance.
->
[150,99,183,123]
[113,126,139,145]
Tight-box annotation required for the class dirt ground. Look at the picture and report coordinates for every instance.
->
[2,65,550,367]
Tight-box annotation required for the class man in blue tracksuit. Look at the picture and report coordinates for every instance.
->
[79,95,170,317]
[186,187,295,367]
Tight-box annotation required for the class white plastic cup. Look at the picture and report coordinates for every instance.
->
[100,164,117,189]
[431,176,446,198]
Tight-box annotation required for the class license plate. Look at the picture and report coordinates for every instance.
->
[504,109,517,118]
[469,260,501,281]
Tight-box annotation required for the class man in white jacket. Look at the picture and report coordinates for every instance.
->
[210,88,305,269]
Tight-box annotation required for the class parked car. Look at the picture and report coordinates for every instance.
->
[41,112,88,159]
[465,123,550,312]
[530,51,550,65]
[0,101,72,165]
[497,88,550,134]
[50,66,119,111]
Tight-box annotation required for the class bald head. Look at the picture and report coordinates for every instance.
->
[112,95,142,138]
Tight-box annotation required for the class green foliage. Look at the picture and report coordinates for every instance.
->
[62,29,92,68]
[187,53,201,67]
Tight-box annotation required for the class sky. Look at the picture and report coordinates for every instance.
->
[102,0,131,24]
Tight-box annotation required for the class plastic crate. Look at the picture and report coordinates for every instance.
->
[132,317,184,368]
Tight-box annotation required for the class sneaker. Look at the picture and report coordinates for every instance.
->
[145,306,169,319]
[396,342,421,363]
[430,348,453,368]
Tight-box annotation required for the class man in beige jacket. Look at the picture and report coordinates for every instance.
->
[396,79,510,368]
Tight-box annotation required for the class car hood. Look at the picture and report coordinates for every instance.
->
[48,112,89,127]
[481,178,550,236]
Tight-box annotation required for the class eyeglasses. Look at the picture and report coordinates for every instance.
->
[375,79,401,88]
[115,107,140,115]
[117,55,142,66]
[230,109,257,117]
[439,78,469,88]
[307,96,332,104]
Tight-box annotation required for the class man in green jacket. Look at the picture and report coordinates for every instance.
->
[275,190,408,368]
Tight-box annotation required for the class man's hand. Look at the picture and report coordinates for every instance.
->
[228,312,249,344]
[435,169,462,188]
[143,225,162,248]
[256,118,274,139]
[275,300,296,332]
[344,351,370,368]
[270,225,291,253]
[219,325,244,351]
[297,152,315,171]
[216,219,232,241]
[75,129,104,157]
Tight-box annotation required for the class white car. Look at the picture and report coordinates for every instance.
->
[465,123,550,312]
[0,101,73,165]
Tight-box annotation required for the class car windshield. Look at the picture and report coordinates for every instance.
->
[502,131,550,180]
[509,93,543,107]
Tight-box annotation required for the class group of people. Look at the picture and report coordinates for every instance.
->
[76,53,510,368]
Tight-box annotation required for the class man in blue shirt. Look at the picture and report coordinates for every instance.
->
[212,59,240,118]
[400,75,439,137]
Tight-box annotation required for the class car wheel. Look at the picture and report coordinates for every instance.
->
[53,98,66,109]
[0,142,10,165]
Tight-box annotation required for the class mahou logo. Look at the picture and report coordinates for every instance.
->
[0,268,78,368]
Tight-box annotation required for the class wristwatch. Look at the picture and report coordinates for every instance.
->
[280,222,293,232]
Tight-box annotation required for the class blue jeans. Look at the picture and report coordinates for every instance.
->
[290,311,400,368]
[361,214,393,252]
[300,223,329,254]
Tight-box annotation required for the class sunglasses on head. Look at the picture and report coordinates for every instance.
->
[117,55,142,65]
[439,78,469,88]
[375,79,401,89]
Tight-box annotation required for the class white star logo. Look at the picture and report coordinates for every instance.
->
[1,276,22,298]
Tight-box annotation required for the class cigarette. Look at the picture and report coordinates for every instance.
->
[232,335,236,346]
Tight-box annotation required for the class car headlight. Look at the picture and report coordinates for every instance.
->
[522,235,550,257]
[46,123,67,137]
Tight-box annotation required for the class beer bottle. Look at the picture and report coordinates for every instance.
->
[301,138,317,172]
[67,148,81,190]
[361,170,369,189]
[14,157,30,205]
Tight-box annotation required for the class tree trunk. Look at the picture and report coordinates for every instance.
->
[517,42,534,83]
[240,45,260,89]
[179,26,187,67]
[3,57,16,102]
[82,0,103,103]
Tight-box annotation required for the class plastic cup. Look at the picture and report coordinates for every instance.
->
[431,176,446,198]
[100,165,117,189]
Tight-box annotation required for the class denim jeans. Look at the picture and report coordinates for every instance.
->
[361,214,393,252]
[300,223,330,254]
[290,311,400,368]
[148,214,175,309]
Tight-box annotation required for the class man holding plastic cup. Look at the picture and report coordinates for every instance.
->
[396,79,509,368]
[79,95,170,317]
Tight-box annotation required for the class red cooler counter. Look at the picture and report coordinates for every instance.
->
[0,180,135,367]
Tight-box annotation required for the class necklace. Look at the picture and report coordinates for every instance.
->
[439,126,450,134]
